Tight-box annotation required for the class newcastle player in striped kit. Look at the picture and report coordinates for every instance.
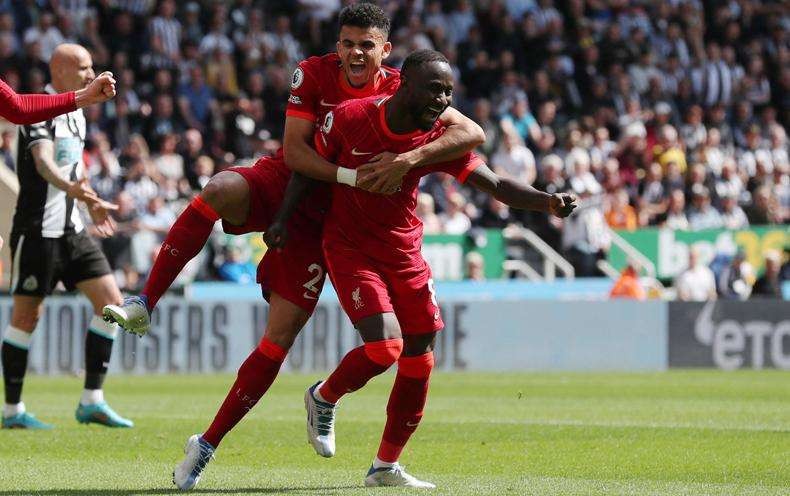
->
[2,44,131,429]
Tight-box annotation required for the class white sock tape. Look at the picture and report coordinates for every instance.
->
[2,326,33,350]
[336,167,357,186]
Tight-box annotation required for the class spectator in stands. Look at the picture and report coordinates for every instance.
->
[491,130,536,187]
[562,189,610,277]
[653,124,687,174]
[178,66,216,133]
[153,133,184,181]
[191,156,214,191]
[609,263,646,300]
[439,192,472,235]
[501,96,540,148]
[751,250,784,299]
[416,193,442,235]
[605,188,638,231]
[687,185,723,231]
[637,162,666,226]
[123,158,158,213]
[218,245,256,284]
[465,251,485,281]
[717,250,753,300]
[680,105,707,156]
[139,196,176,240]
[472,98,501,158]
[675,247,717,301]
[746,185,779,225]
[104,191,140,291]
[719,193,750,230]
[658,189,689,230]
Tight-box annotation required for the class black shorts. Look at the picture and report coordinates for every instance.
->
[9,230,112,297]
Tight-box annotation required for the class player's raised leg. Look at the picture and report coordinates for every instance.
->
[103,171,249,335]
[75,275,132,427]
[173,293,308,490]
[306,312,403,457]
[365,333,437,488]
[1,296,51,429]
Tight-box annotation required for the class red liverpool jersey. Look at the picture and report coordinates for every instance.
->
[285,53,400,130]
[315,95,483,262]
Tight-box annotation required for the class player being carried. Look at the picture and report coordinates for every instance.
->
[271,49,576,488]
[102,4,484,490]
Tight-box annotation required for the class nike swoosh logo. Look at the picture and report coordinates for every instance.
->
[303,292,317,300]
[320,99,337,107]
[406,421,420,427]
[351,148,373,156]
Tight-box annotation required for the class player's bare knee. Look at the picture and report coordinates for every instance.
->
[356,312,402,342]
[201,172,249,224]
[402,332,438,356]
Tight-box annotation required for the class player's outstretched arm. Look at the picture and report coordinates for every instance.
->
[466,164,577,218]
[357,106,485,194]
[0,78,76,125]
[0,73,115,125]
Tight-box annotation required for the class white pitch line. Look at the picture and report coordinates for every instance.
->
[137,413,790,432]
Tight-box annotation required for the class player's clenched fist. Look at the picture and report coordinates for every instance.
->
[548,193,577,218]
[77,71,116,107]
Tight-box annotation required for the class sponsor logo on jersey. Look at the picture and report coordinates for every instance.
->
[352,287,364,310]
[322,111,334,135]
[291,67,304,90]
[288,95,302,105]
[22,275,38,292]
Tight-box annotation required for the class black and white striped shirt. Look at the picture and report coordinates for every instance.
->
[12,87,86,238]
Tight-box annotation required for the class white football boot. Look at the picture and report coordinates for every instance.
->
[364,463,436,488]
[173,434,215,490]
[103,295,151,336]
[304,381,337,457]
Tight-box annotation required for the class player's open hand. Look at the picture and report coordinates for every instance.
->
[87,198,119,237]
[357,152,413,195]
[83,71,116,104]
[263,221,288,250]
[548,193,577,218]
[66,178,100,202]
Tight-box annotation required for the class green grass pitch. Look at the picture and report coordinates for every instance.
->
[0,371,788,495]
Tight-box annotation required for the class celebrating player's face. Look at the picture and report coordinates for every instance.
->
[336,26,391,88]
[405,61,454,131]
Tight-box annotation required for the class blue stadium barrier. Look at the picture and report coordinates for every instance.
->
[187,278,616,302]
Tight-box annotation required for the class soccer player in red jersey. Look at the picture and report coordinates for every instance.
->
[99,5,482,490]
[287,50,576,487]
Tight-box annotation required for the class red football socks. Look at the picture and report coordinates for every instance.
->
[202,338,287,448]
[377,352,435,463]
[318,339,403,404]
[142,196,219,309]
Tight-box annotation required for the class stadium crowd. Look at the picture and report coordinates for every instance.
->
[0,0,787,288]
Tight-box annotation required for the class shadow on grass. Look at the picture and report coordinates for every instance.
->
[0,487,360,495]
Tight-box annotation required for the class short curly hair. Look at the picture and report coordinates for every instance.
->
[338,2,390,36]
[400,49,449,80]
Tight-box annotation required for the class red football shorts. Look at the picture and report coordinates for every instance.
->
[324,239,443,334]
[223,159,327,313]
